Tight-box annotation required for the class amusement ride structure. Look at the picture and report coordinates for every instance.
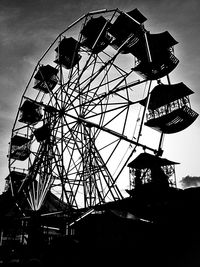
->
[0,7,199,265]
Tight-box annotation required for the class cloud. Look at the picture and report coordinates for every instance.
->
[180,175,200,189]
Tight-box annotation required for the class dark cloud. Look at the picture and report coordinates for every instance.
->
[180,175,200,189]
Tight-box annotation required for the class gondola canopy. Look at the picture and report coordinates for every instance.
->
[140,82,194,110]
[140,82,199,134]
[131,31,179,80]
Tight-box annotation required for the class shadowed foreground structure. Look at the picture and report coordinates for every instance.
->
[1,185,200,266]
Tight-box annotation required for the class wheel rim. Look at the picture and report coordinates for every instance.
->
[8,9,151,212]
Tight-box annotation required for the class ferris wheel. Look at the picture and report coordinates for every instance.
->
[6,8,198,217]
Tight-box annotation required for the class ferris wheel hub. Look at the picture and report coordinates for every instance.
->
[59,107,66,117]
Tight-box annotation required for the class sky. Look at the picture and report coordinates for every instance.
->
[0,0,200,193]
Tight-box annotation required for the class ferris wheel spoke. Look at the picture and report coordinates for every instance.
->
[63,69,136,119]
[67,74,139,117]
[75,55,119,102]
[51,123,83,200]
[84,101,131,122]
[86,136,123,200]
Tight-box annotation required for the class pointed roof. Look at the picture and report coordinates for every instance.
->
[140,82,194,110]
[127,153,179,169]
